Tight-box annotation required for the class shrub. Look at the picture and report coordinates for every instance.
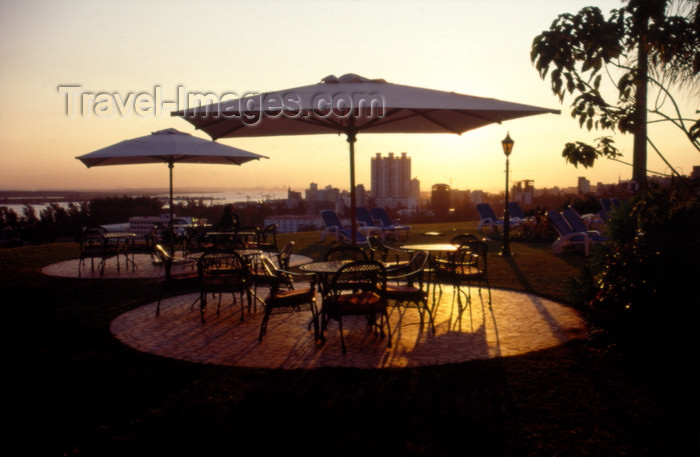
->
[571,178,699,354]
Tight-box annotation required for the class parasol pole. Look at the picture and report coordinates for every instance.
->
[168,158,174,223]
[346,126,358,245]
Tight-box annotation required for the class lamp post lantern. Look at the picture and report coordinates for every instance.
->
[500,133,514,256]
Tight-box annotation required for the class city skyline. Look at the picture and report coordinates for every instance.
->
[1,1,696,195]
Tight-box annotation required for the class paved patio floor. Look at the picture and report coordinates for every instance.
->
[43,254,586,370]
[110,286,586,370]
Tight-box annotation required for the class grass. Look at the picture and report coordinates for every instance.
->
[5,222,698,456]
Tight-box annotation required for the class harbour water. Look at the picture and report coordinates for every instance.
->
[160,189,288,206]
[2,189,288,214]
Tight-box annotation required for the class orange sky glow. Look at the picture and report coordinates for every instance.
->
[1,0,697,194]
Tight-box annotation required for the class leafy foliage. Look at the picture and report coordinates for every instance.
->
[531,1,700,177]
[562,136,621,168]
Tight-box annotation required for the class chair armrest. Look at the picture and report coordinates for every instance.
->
[386,269,417,281]
[277,269,314,280]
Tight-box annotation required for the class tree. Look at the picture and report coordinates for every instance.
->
[531,0,699,189]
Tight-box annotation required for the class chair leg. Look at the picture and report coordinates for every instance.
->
[338,317,346,354]
[319,312,328,343]
[311,306,319,341]
[484,278,492,309]
[239,291,245,321]
[258,307,271,342]
[420,299,436,334]
[200,291,207,323]
[383,310,392,348]
[156,286,165,316]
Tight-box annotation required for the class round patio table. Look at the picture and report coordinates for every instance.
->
[298,260,353,274]
[399,243,460,311]
[399,243,458,254]
[103,232,137,271]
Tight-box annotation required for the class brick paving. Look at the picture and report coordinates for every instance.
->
[44,255,586,370]
[110,287,586,369]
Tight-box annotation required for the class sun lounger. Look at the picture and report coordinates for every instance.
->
[320,210,367,243]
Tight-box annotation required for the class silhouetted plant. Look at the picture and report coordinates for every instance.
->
[571,177,699,354]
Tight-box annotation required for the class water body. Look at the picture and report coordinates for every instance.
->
[160,189,288,206]
[2,189,288,214]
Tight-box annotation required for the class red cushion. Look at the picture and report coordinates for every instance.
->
[324,291,385,315]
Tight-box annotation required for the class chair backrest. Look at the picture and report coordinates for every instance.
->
[395,250,429,285]
[476,203,497,220]
[367,235,388,261]
[507,202,526,219]
[321,210,344,229]
[197,250,249,277]
[324,245,368,262]
[80,231,106,254]
[276,241,295,270]
[256,255,278,276]
[466,240,488,271]
[546,210,574,236]
[600,198,613,212]
[261,224,278,247]
[562,209,588,233]
[369,207,392,227]
[356,207,376,226]
[328,260,386,295]
[153,244,175,278]
[81,228,105,240]
[83,225,107,235]
[258,255,299,295]
[450,233,478,246]
[610,197,621,207]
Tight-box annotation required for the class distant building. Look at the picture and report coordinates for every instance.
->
[355,184,367,208]
[578,176,591,194]
[264,215,323,234]
[691,165,700,179]
[371,152,411,199]
[374,196,417,210]
[410,177,420,200]
[450,189,471,207]
[305,182,340,213]
[470,190,485,204]
[513,179,534,206]
[431,183,450,218]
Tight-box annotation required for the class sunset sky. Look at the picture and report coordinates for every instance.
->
[1,0,697,194]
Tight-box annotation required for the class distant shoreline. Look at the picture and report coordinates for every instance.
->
[0,188,290,210]
[0,187,288,199]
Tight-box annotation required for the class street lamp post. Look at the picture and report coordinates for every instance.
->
[500,133,514,257]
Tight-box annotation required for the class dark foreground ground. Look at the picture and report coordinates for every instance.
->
[5,240,698,456]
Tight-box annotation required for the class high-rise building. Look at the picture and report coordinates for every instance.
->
[513,179,534,206]
[410,177,421,200]
[371,152,411,199]
[578,176,591,194]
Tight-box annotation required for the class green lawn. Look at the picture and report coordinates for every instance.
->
[4,222,697,456]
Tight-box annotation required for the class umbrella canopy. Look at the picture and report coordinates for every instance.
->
[76,128,268,221]
[174,73,559,242]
